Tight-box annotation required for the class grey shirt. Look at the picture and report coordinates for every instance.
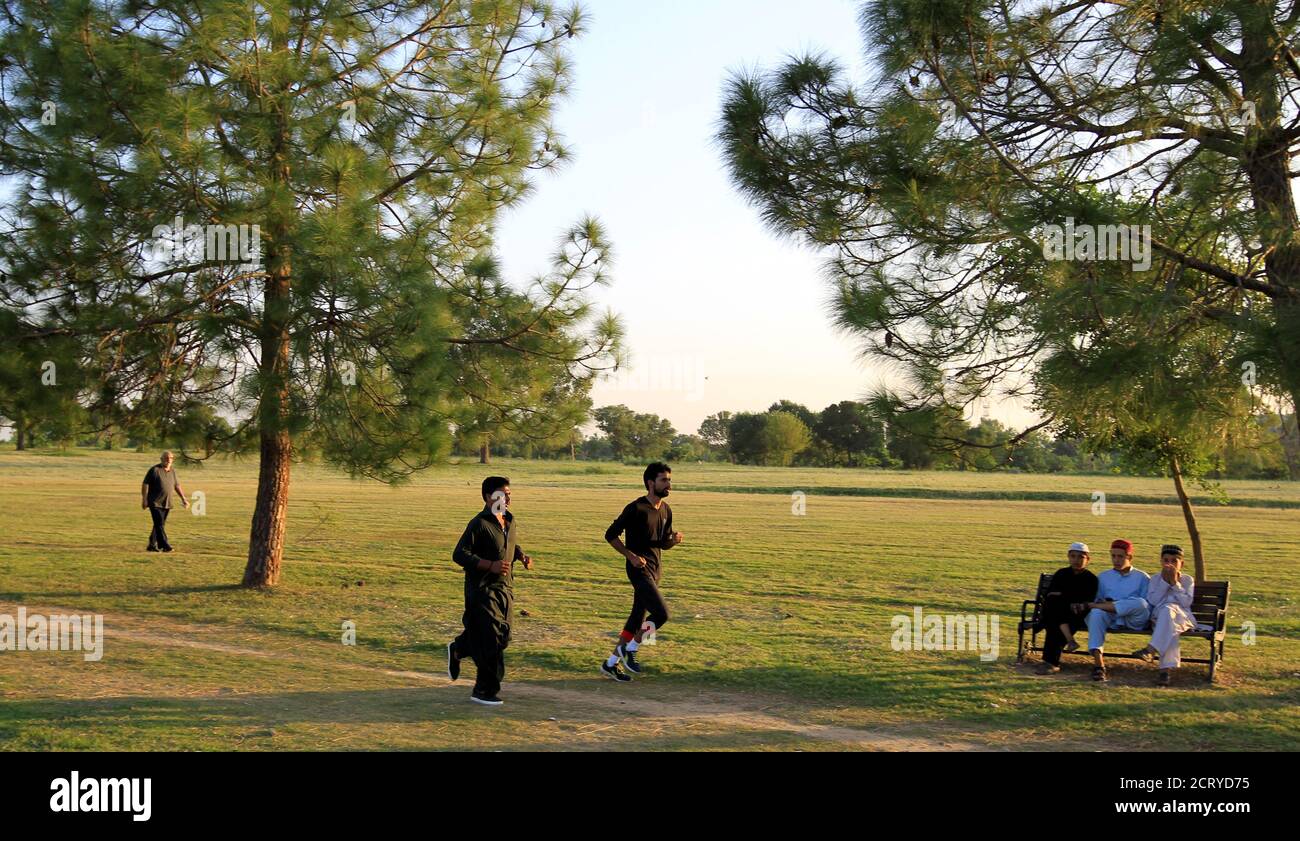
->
[143,464,179,509]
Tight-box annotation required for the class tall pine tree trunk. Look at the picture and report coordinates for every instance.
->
[1241,19,1300,458]
[243,251,293,588]
[242,57,293,588]
[1170,454,1206,582]
[1279,401,1300,481]
[244,425,291,586]
[14,413,25,451]
[479,437,490,464]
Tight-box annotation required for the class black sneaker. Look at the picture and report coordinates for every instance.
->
[447,642,460,681]
[600,660,632,682]
[146,546,159,552]
[470,690,503,706]
[616,642,643,675]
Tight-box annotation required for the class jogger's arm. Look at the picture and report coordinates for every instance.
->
[454,521,497,572]
[608,536,643,567]
[658,509,682,549]
[605,505,643,566]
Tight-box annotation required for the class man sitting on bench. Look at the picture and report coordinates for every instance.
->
[1084,538,1150,682]
[1133,545,1196,687]
[1035,541,1099,675]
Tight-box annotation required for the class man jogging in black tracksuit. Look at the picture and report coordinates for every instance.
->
[601,462,683,681]
[447,476,533,705]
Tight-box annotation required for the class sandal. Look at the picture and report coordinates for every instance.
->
[1132,646,1155,663]
[1035,663,1062,675]
[1064,640,1080,653]
[1091,665,1109,682]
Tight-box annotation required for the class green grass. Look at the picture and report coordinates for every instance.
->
[1,448,1297,751]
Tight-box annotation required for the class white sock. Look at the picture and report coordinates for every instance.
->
[605,654,620,667]
[626,640,639,653]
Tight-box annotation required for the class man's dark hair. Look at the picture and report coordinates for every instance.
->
[643,462,671,490]
[481,476,510,501]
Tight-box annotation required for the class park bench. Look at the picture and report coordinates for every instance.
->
[1016,572,1230,682]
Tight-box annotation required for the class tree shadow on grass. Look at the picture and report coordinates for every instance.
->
[0,685,832,751]
[519,658,1300,750]
[2,663,1294,750]
[0,584,244,601]
[1,686,516,731]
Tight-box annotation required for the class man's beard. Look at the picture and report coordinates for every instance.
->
[658,488,670,497]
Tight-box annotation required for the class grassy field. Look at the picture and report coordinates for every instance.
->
[1,448,1297,751]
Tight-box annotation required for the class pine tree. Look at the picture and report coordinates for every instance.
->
[719,0,1300,478]
[0,1,620,585]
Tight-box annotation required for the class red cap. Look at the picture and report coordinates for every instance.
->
[1111,538,1134,554]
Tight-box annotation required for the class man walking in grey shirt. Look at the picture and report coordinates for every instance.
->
[141,451,189,552]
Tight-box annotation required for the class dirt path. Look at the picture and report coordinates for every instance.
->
[3,601,993,751]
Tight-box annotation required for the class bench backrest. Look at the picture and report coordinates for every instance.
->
[1191,581,1230,630]
[1029,573,1052,623]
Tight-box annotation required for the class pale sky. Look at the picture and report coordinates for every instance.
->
[495,0,1035,437]
[495,0,880,437]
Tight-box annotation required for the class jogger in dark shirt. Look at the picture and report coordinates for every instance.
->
[447,476,533,705]
[601,462,682,680]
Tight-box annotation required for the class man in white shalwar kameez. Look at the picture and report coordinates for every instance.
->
[1134,545,1196,686]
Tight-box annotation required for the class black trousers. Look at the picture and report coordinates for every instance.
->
[453,586,512,696]
[622,562,670,638]
[147,506,172,551]
[1041,596,1086,666]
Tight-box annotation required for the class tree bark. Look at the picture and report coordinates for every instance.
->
[1280,397,1300,481]
[1170,454,1206,582]
[1240,16,1300,427]
[242,284,293,587]
[243,426,291,587]
[242,49,293,588]
[14,413,25,451]
[479,437,490,464]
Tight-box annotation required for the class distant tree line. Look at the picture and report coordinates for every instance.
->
[9,393,1294,481]
[437,398,1298,481]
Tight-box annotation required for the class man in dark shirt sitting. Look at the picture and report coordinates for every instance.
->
[600,461,683,681]
[140,451,189,553]
[447,476,533,706]
[1035,541,1100,674]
